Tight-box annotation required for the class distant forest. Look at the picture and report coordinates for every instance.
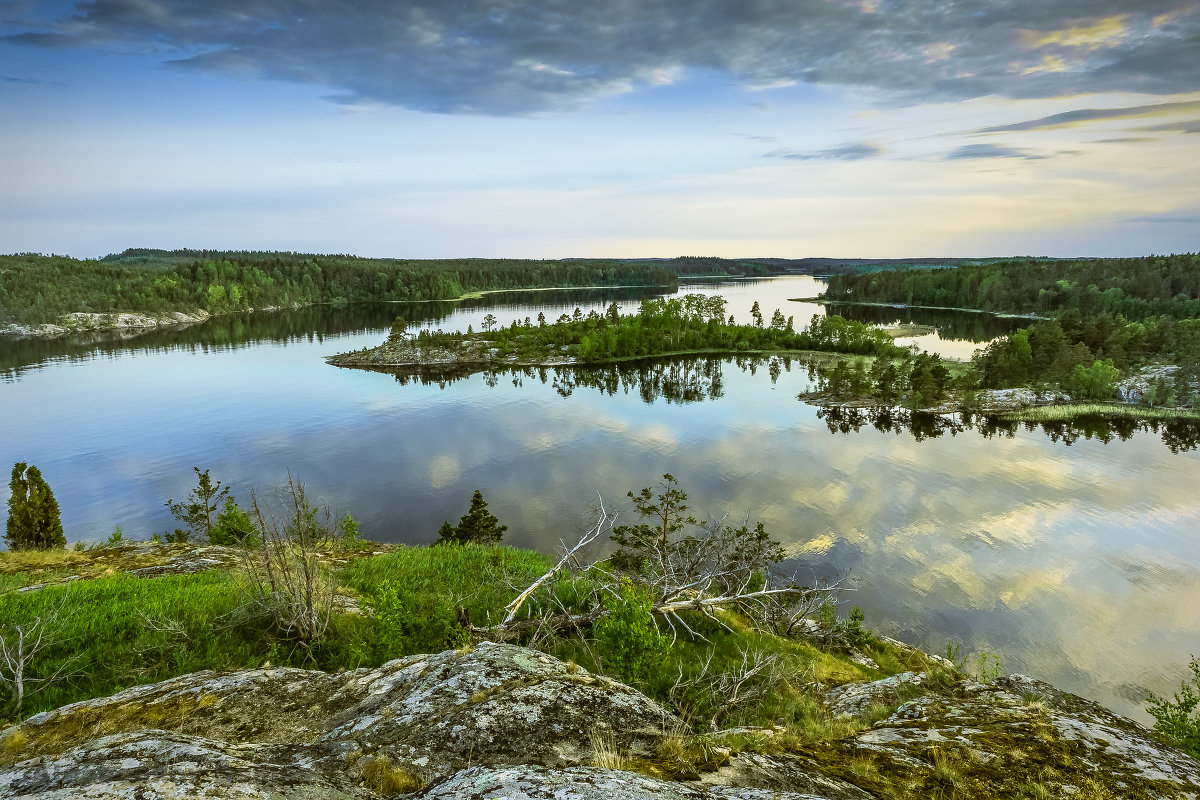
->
[0,250,680,325]
[826,254,1200,321]
[824,254,1200,404]
[0,248,983,326]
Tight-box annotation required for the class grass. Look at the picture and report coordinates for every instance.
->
[337,543,552,627]
[0,549,90,592]
[0,540,936,767]
[0,571,261,718]
[1000,403,1200,422]
[361,754,425,795]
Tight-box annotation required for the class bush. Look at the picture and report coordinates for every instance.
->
[1147,655,1200,758]
[371,579,469,658]
[594,578,669,686]
[209,499,258,548]
[1070,359,1120,401]
[4,462,65,551]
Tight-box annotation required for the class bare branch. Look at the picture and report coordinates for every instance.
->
[500,495,613,627]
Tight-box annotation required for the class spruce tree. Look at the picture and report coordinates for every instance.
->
[5,462,65,550]
[435,490,507,545]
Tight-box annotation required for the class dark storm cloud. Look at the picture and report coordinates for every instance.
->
[945,143,1045,160]
[767,142,883,161]
[977,101,1200,132]
[4,0,1198,115]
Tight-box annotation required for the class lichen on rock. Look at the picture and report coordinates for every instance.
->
[2,645,1198,800]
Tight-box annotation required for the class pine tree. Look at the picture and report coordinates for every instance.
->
[165,467,230,542]
[5,462,66,551]
[435,490,507,545]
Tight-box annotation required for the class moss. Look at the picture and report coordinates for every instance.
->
[361,754,425,795]
[3,688,222,764]
[0,728,29,767]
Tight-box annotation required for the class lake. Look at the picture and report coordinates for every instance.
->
[1,275,1197,723]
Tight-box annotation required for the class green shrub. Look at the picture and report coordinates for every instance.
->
[5,462,65,551]
[594,578,669,686]
[372,579,469,658]
[209,499,258,547]
[1147,655,1200,758]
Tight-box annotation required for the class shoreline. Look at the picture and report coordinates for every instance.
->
[0,282,680,339]
[789,296,1045,319]
[330,340,1200,422]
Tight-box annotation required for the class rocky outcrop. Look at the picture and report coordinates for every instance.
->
[2,645,1198,799]
[0,311,211,338]
[326,337,575,372]
[0,644,680,799]
[811,672,1200,799]
[413,765,838,800]
[4,542,392,594]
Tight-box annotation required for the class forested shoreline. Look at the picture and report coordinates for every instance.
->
[328,294,908,373]
[0,249,1031,330]
[812,254,1200,413]
[0,250,682,328]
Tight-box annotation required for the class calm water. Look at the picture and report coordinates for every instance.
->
[1,275,1197,723]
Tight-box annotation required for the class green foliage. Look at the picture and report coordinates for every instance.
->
[335,513,368,551]
[594,578,670,686]
[4,462,65,551]
[827,253,1200,321]
[165,467,230,543]
[208,498,258,548]
[0,573,254,719]
[435,490,508,545]
[816,603,877,650]
[1146,655,1200,758]
[973,651,1003,684]
[1070,359,1120,401]
[338,544,552,629]
[0,251,678,326]
[371,579,469,658]
[393,295,904,371]
[103,527,124,547]
[610,473,697,570]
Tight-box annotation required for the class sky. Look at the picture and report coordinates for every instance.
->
[0,0,1197,259]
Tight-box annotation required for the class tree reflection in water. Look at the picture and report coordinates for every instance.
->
[388,354,1200,453]
[817,405,1200,453]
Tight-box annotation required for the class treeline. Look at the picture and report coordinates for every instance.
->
[0,251,678,325]
[973,311,1200,396]
[406,294,907,363]
[826,254,1200,320]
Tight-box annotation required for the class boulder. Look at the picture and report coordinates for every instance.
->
[3,646,1199,799]
[812,672,1200,799]
[413,765,839,800]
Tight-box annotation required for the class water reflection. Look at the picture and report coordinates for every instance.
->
[0,287,661,381]
[383,355,1200,453]
[825,303,1027,343]
[817,406,1200,453]
[387,354,817,404]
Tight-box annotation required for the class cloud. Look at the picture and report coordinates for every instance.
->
[976,101,1200,132]
[1124,212,1200,224]
[1015,15,1131,51]
[945,143,1045,160]
[1142,118,1200,133]
[766,141,883,161]
[3,1,1198,115]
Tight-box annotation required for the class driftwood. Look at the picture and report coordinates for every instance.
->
[479,494,841,644]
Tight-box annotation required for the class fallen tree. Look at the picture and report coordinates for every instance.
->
[477,477,845,645]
